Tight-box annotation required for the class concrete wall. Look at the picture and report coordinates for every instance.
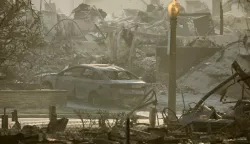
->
[0,90,67,109]
[156,34,238,85]
[156,47,219,85]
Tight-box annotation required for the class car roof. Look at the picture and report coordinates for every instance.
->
[75,64,126,71]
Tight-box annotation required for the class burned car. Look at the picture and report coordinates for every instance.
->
[40,64,147,108]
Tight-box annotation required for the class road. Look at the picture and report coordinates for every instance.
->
[67,92,236,115]
[0,92,237,126]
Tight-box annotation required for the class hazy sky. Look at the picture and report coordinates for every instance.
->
[32,0,83,15]
[31,0,213,16]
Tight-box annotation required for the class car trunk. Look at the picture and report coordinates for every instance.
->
[109,80,147,107]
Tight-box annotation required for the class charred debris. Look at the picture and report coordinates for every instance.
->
[0,0,222,85]
[1,0,250,144]
[0,61,250,143]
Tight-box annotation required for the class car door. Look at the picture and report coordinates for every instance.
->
[74,68,105,100]
[55,67,85,94]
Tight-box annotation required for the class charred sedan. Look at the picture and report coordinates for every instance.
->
[40,64,147,108]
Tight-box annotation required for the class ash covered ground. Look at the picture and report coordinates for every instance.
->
[1,0,250,143]
[0,0,250,113]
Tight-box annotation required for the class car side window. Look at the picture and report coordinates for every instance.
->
[81,68,102,80]
[63,67,84,77]
[117,71,131,80]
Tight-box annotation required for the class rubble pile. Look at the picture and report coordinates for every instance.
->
[93,6,169,82]
[177,41,250,95]
[72,3,107,20]
[3,84,250,144]
[2,61,250,143]
[135,55,156,83]
[0,1,219,85]
[90,1,222,83]
[2,39,108,86]
[1,3,168,85]
[3,0,250,143]
[213,11,250,33]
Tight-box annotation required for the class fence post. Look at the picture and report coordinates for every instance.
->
[126,117,130,144]
[49,106,57,122]
[2,108,8,129]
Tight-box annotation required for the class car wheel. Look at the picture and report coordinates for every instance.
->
[88,92,100,106]
[41,82,53,89]
[67,88,76,101]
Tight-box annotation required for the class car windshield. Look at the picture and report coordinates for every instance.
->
[102,70,138,80]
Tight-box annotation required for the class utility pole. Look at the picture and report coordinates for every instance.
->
[167,1,179,120]
[220,2,224,35]
[39,0,44,36]
[40,0,42,12]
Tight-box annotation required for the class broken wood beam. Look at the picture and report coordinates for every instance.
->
[194,73,238,110]
[92,5,104,21]
[232,61,250,88]
[94,24,106,39]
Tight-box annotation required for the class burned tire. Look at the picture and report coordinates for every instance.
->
[88,92,100,106]
[41,82,53,89]
[67,88,76,101]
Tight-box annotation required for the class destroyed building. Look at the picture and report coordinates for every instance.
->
[1,0,250,143]
[72,3,107,20]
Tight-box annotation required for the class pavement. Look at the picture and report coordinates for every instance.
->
[66,92,237,115]
[0,92,238,126]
